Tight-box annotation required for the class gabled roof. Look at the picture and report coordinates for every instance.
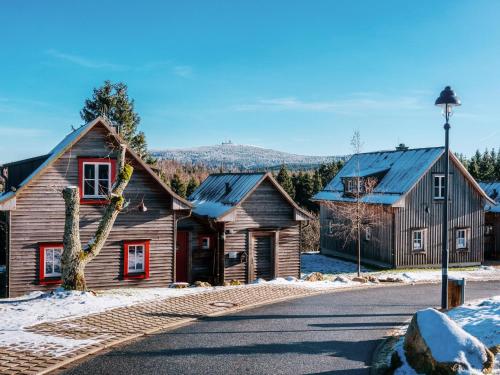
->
[479,181,500,213]
[189,172,314,221]
[0,117,192,210]
[313,147,494,206]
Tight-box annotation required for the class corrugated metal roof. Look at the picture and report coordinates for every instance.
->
[314,147,445,205]
[189,173,266,218]
[479,181,500,213]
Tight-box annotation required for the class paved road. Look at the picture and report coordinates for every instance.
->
[62,281,499,375]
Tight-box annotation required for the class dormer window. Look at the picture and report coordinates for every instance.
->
[344,178,364,195]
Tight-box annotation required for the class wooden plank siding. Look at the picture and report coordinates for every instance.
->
[319,203,394,267]
[394,154,484,267]
[224,180,301,283]
[8,124,176,297]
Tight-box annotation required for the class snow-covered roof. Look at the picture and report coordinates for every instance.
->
[479,181,500,213]
[0,117,192,210]
[189,172,313,221]
[314,147,445,205]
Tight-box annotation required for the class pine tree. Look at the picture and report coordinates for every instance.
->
[312,170,323,195]
[276,165,295,199]
[80,81,155,164]
[170,174,187,198]
[186,177,199,198]
[468,150,481,180]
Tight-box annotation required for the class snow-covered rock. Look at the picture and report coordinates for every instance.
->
[404,308,494,374]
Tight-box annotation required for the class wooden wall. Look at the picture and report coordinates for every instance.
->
[394,154,484,267]
[485,212,500,260]
[224,179,301,283]
[8,124,175,297]
[319,203,394,267]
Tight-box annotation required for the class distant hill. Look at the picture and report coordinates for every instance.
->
[152,142,345,171]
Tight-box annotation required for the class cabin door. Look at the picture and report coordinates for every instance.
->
[176,231,189,282]
[249,232,276,282]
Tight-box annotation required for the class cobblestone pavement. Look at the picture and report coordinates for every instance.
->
[0,284,325,374]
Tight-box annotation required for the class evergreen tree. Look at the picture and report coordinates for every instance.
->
[318,161,339,187]
[312,170,323,195]
[170,174,187,198]
[186,177,199,198]
[276,165,295,199]
[294,172,315,210]
[81,80,155,164]
[468,150,481,180]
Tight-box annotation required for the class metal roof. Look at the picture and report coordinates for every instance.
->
[479,181,500,213]
[189,173,266,218]
[314,147,445,205]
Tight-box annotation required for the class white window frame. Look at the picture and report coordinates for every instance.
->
[346,179,354,193]
[328,220,334,234]
[82,162,112,199]
[412,229,426,252]
[365,226,372,241]
[127,244,145,273]
[44,247,63,277]
[433,174,445,200]
[456,228,469,250]
[201,237,211,250]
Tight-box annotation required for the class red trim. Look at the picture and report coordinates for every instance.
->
[123,240,150,280]
[78,158,117,205]
[39,243,63,285]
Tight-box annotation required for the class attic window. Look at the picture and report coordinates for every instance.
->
[78,158,117,203]
[433,175,445,200]
[344,178,364,195]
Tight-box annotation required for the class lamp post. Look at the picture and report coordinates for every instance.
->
[435,86,461,310]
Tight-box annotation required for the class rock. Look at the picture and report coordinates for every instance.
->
[334,276,350,283]
[404,308,494,374]
[223,279,242,286]
[379,276,404,283]
[352,276,369,283]
[170,282,189,289]
[193,281,211,288]
[367,276,380,284]
[304,272,325,282]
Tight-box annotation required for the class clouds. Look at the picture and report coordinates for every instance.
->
[233,94,425,114]
[45,49,194,78]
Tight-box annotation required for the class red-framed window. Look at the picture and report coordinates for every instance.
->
[39,243,63,285]
[78,158,117,204]
[123,240,150,279]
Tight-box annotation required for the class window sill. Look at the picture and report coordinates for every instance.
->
[39,278,62,286]
[456,248,469,253]
[124,272,148,280]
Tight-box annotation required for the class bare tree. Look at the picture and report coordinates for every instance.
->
[61,144,133,291]
[324,131,381,277]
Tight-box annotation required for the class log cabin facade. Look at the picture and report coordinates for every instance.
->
[480,181,500,260]
[178,173,313,284]
[313,147,495,268]
[0,118,191,297]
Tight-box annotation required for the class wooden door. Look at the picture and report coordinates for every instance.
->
[251,233,274,281]
[176,231,189,282]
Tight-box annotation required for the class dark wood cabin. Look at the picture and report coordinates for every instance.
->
[479,181,500,260]
[313,147,495,268]
[178,173,313,284]
[0,117,191,297]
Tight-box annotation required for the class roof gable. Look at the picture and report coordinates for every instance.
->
[314,147,493,206]
[189,172,313,221]
[0,117,191,210]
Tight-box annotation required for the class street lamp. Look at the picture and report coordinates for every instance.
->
[435,86,461,310]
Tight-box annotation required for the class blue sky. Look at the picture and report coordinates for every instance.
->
[1,1,500,163]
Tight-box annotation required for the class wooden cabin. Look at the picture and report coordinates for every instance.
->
[0,118,191,297]
[479,181,500,260]
[313,147,494,268]
[178,173,313,284]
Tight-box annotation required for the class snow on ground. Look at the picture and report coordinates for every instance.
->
[301,252,370,275]
[392,296,500,374]
[0,286,209,355]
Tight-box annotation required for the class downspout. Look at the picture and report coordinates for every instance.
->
[207,218,224,285]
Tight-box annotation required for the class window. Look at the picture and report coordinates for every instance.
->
[200,237,211,250]
[433,174,445,200]
[365,227,372,241]
[456,228,469,250]
[346,179,355,193]
[39,243,63,284]
[412,229,426,252]
[328,220,334,234]
[78,158,116,203]
[123,241,150,279]
[485,225,494,236]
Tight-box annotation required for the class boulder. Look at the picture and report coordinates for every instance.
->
[193,281,212,288]
[170,282,189,289]
[379,276,404,283]
[304,272,326,282]
[223,279,242,286]
[367,275,380,284]
[404,308,494,374]
[334,276,350,283]
[351,276,369,283]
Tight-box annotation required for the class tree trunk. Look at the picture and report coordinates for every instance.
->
[61,144,133,291]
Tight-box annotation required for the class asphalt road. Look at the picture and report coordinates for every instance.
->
[62,281,500,375]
